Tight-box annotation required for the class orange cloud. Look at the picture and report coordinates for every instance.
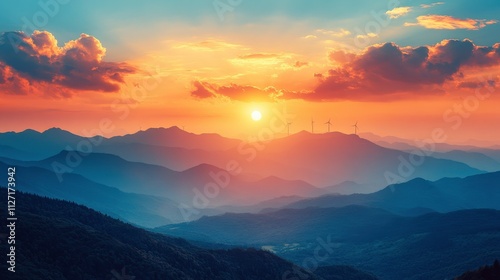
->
[174,39,244,51]
[294,61,309,68]
[0,31,135,96]
[192,39,500,102]
[238,53,283,59]
[405,15,497,30]
[386,7,412,19]
[315,28,351,37]
[191,81,284,102]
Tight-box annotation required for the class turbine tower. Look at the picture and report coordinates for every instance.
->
[325,119,332,133]
[286,122,292,136]
[311,118,314,133]
[353,121,359,135]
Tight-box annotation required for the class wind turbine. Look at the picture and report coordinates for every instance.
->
[311,118,314,133]
[286,122,292,136]
[325,119,332,133]
[353,121,359,135]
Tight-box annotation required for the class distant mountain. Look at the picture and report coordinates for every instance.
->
[455,260,500,280]
[1,151,325,206]
[156,206,500,280]
[0,161,187,227]
[94,141,225,171]
[0,126,238,165]
[359,132,487,152]
[360,133,500,172]
[426,150,500,172]
[325,180,377,194]
[0,145,33,161]
[1,128,484,191]
[0,190,322,280]
[231,131,483,187]
[0,128,96,160]
[285,171,500,214]
[471,148,500,163]
[107,126,240,151]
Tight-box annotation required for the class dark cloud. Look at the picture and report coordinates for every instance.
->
[294,61,309,68]
[458,80,496,89]
[191,81,216,99]
[191,39,500,102]
[0,31,136,96]
[302,39,500,101]
[191,81,283,102]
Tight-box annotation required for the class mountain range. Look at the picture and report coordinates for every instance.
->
[1,127,499,279]
[156,205,500,280]
[0,189,380,280]
[283,171,500,214]
[0,128,489,191]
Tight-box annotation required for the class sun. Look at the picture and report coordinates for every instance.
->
[251,110,262,121]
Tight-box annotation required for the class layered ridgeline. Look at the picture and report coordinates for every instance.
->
[0,127,486,190]
[283,171,500,214]
[156,205,500,280]
[0,151,324,206]
[0,190,377,280]
[156,171,500,280]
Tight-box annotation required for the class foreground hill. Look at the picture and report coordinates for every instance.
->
[455,260,500,279]
[0,190,323,280]
[156,206,500,280]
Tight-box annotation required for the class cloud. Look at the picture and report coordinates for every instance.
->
[191,81,216,99]
[238,53,282,59]
[294,61,309,68]
[386,7,412,19]
[175,39,244,51]
[230,53,291,67]
[0,31,135,96]
[301,39,500,101]
[420,2,444,9]
[190,81,285,102]
[356,33,378,40]
[405,15,498,30]
[316,28,351,37]
[193,39,500,102]
[458,80,495,89]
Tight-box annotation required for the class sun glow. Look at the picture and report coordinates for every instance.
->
[251,110,262,121]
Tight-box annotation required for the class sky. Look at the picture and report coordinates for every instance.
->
[0,0,499,144]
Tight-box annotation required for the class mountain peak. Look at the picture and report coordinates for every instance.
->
[21,128,40,134]
[44,127,64,133]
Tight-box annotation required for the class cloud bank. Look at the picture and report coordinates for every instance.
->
[0,31,135,96]
[192,39,500,102]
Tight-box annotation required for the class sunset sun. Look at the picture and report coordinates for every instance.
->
[251,110,262,121]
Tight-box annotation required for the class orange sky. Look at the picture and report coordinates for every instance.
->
[1,1,500,144]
